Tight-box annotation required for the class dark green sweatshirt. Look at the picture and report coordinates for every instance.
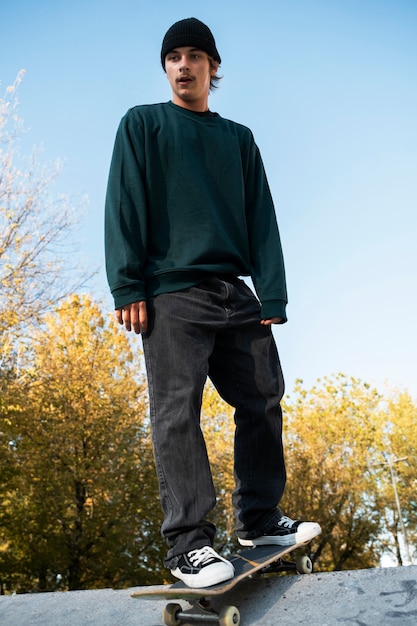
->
[105,101,287,321]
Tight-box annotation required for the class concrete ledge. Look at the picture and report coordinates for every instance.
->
[1,565,417,625]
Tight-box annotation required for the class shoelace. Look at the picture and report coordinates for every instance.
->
[188,546,217,566]
[277,515,296,529]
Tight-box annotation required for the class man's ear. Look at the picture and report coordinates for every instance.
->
[210,61,219,76]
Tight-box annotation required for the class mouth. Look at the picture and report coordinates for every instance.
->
[177,76,193,86]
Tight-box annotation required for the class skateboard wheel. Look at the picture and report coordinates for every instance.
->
[296,555,313,574]
[219,605,240,626]
[162,602,182,626]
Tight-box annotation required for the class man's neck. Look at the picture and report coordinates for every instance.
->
[171,94,209,113]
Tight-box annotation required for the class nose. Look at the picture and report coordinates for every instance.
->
[179,56,189,72]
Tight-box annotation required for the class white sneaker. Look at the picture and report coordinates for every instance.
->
[238,515,321,547]
[170,546,235,588]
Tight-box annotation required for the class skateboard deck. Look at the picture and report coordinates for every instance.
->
[131,532,321,625]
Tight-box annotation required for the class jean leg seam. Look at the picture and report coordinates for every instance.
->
[142,336,174,525]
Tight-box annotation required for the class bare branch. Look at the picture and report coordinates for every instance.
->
[0,72,96,339]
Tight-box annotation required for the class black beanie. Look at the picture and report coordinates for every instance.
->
[161,18,221,69]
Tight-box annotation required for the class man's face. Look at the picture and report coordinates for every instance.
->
[164,46,217,111]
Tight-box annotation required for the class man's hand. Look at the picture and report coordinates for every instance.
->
[116,301,148,334]
[261,318,283,325]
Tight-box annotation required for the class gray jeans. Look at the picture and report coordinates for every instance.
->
[142,276,286,566]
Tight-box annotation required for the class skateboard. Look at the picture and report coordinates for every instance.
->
[131,535,320,626]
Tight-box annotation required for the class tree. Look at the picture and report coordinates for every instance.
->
[0,72,97,592]
[280,374,385,571]
[0,72,91,344]
[0,295,165,592]
[376,391,417,565]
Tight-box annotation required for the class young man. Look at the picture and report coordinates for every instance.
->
[105,17,321,588]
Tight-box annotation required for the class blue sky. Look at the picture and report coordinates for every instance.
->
[1,0,416,398]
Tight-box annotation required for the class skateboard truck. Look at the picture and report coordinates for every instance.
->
[261,555,313,575]
[163,600,240,625]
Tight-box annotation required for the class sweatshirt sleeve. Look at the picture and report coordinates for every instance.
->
[105,110,148,309]
[244,134,288,322]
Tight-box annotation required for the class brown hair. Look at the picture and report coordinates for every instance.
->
[209,56,222,92]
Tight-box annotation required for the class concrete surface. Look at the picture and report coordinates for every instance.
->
[1,565,417,625]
